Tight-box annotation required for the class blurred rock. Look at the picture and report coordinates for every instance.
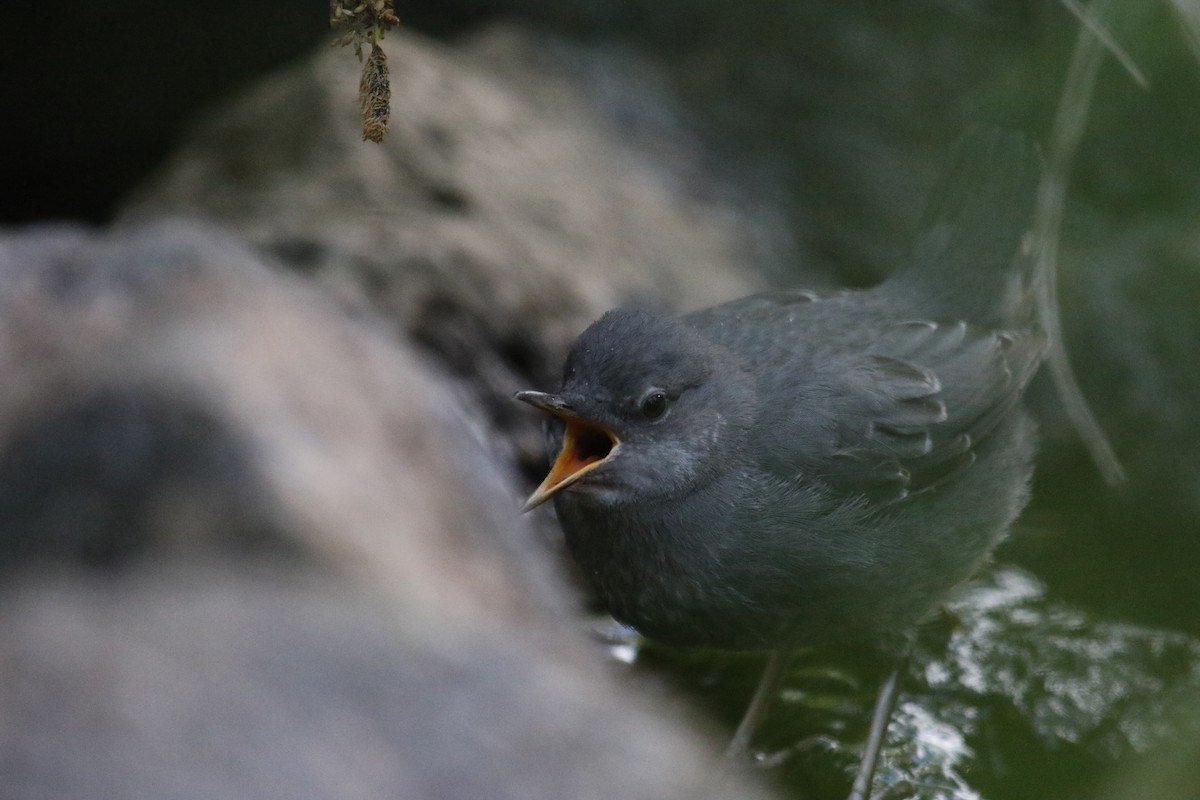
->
[117,26,792,481]
[0,220,772,800]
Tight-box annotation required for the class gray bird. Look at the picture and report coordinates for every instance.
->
[517,130,1046,798]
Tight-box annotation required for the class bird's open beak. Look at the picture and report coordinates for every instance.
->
[514,390,619,511]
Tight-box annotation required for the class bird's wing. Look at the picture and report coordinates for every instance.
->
[686,130,1044,503]
[751,314,1046,504]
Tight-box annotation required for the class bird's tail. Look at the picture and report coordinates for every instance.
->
[891,128,1042,327]
[895,127,1125,484]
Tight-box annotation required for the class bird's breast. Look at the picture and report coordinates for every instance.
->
[555,480,825,648]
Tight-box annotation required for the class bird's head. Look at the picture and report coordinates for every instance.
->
[516,308,754,511]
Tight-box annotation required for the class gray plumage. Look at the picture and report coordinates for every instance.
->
[523,130,1046,652]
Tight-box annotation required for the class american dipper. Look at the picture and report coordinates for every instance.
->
[517,130,1046,797]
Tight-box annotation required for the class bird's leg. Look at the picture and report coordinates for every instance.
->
[724,649,791,759]
[846,656,908,800]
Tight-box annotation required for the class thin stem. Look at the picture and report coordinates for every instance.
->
[724,650,791,758]
[847,661,905,800]
[1033,0,1128,485]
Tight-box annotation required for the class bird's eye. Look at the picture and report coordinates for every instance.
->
[639,390,669,420]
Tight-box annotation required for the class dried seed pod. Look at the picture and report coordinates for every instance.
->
[332,0,399,140]
[359,44,391,143]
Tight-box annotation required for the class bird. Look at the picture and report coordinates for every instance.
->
[516,129,1046,799]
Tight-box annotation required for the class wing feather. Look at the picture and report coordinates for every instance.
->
[815,319,1044,502]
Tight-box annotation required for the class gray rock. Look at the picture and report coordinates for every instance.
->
[0,220,773,800]
[117,26,793,474]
